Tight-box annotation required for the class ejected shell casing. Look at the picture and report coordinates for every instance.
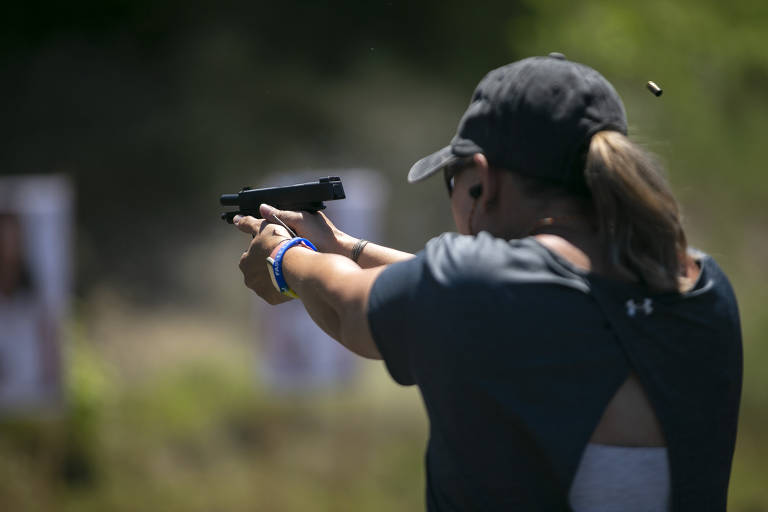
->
[646,81,663,96]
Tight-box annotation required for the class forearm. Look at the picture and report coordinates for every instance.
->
[254,205,412,268]
[336,235,414,268]
[282,247,384,359]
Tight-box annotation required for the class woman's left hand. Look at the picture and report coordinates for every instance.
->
[233,214,293,305]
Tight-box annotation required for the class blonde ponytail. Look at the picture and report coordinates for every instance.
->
[584,131,687,293]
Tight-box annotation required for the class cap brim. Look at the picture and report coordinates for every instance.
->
[407,146,458,183]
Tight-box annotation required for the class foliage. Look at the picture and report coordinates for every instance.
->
[0,311,427,511]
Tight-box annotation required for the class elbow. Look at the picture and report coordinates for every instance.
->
[339,330,382,360]
[358,346,383,361]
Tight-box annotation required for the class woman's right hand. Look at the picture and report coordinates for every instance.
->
[257,203,356,257]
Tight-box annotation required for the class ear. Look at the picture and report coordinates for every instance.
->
[472,153,499,206]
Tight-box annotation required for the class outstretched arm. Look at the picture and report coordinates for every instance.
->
[280,248,385,359]
[257,204,413,268]
[234,212,391,359]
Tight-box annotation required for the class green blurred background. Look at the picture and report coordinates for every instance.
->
[1,0,766,509]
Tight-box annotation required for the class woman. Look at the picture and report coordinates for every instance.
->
[234,54,742,511]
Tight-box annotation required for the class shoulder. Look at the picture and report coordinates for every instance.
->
[422,231,589,291]
[369,232,590,324]
[690,249,734,291]
[682,249,741,327]
[674,248,739,307]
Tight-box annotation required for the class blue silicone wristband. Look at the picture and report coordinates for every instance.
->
[271,237,318,296]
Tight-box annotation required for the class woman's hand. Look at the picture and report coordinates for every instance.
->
[232,205,384,359]
[233,214,293,305]
[257,204,355,256]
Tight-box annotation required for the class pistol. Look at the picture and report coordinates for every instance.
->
[220,176,346,223]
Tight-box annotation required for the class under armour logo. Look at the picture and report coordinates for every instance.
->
[626,298,653,317]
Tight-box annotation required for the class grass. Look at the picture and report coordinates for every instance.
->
[0,293,766,510]
[0,303,427,511]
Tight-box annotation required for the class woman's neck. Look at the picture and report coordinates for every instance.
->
[533,229,639,283]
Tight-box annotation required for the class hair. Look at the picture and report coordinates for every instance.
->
[583,130,688,292]
[511,131,688,292]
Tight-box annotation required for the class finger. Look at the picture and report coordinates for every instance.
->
[239,251,248,270]
[259,203,304,229]
[233,215,261,235]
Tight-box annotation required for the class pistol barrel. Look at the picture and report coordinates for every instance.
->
[219,194,240,206]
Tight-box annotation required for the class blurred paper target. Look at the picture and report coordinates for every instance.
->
[0,175,72,414]
[254,170,388,392]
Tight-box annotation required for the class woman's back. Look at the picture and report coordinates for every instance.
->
[368,233,742,510]
[535,232,673,448]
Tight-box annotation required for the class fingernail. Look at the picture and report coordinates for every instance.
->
[233,215,242,224]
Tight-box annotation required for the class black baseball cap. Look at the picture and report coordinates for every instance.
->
[408,53,628,186]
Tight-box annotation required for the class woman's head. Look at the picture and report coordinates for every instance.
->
[440,132,688,293]
[408,53,627,186]
[409,54,688,292]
